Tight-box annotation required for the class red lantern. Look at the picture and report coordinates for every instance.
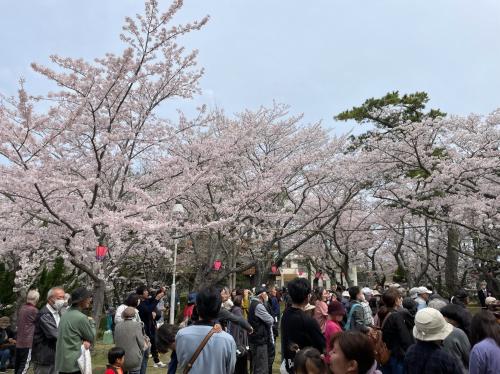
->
[96,245,108,261]
[271,265,279,274]
[213,260,222,271]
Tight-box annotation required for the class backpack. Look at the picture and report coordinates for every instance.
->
[367,312,392,366]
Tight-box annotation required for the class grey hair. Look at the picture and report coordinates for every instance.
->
[47,287,64,300]
[27,289,40,304]
[428,298,448,311]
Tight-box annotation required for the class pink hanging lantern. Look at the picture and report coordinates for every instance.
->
[213,260,222,271]
[271,265,279,274]
[96,245,108,261]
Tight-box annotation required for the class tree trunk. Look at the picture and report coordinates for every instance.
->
[253,260,271,287]
[445,226,460,296]
[92,279,106,330]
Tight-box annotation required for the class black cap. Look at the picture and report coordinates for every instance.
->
[70,287,93,305]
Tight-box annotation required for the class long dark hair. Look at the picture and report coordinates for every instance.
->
[470,310,500,347]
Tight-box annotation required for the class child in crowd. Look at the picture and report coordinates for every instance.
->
[294,347,329,374]
[105,347,125,374]
[156,324,180,374]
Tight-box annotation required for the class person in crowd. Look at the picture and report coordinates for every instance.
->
[32,287,65,374]
[182,292,197,326]
[369,290,381,317]
[281,278,325,374]
[452,289,470,308]
[469,310,500,374]
[0,317,15,374]
[176,286,236,374]
[248,287,275,374]
[361,288,375,325]
[379,288,414,374]
[403,308,461,374]
[426,285,444,301]
[229,295,249,374]
[269,286,281,338]
[104,347,125,374]
[341,291,351,310]
[440,303,472,339]
[428,298,448,311]
[293,347,329,374]
[136,285,166,369]
[408,287,419,301]
[221,287,234,311]
[14,289,39,374]
[242,289,251,319]
[428,299,470,374]
[324,300,345,365]
[329,331,381,374]
[115,293,141,325]
[345,286,370,333]
[55,287,96,374]
[156,324,179,374]
[114,307,146,374]
[313,287,329,333]
[401,297,417,330]
[477,281,492,309]
[414,286,432,311]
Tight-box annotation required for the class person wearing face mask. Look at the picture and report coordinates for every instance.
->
[31,287,65,374]
[248,287,275,374]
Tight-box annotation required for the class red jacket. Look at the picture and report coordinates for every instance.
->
[16,303,38,348]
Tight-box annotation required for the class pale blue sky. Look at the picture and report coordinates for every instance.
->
[1,0,500,134]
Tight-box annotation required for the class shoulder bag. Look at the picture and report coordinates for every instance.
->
[183,324,221,374]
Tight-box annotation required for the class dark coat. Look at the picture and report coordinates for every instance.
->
[382,309,415,359]
[477,288,492,308]
[32,305,59,365]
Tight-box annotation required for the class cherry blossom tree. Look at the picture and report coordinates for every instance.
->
[0,0,208,323]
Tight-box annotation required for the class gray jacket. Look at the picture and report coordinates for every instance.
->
[218,308,252,331]
[114,319,146,371]
[443,327,470,374]
[32,305,58,366]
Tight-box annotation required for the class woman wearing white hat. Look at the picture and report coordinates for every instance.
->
[403,308,462,374]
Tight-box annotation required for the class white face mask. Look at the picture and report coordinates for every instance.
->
[53,299,65,311]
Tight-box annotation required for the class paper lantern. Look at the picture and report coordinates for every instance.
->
[213,260,222,271]
[271,265,279,274]
[96,246,108,261]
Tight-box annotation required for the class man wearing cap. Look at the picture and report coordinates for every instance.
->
[415,286,432,311]
[248,286,275,374]
[477,281,492,308]
[55,287,95,374]
[403,308,462,374]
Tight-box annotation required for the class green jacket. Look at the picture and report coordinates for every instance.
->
[55,307,96,373]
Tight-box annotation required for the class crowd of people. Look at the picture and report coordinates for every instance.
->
[0,279,499,374]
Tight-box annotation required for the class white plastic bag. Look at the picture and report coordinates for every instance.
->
[77,344,92,374]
